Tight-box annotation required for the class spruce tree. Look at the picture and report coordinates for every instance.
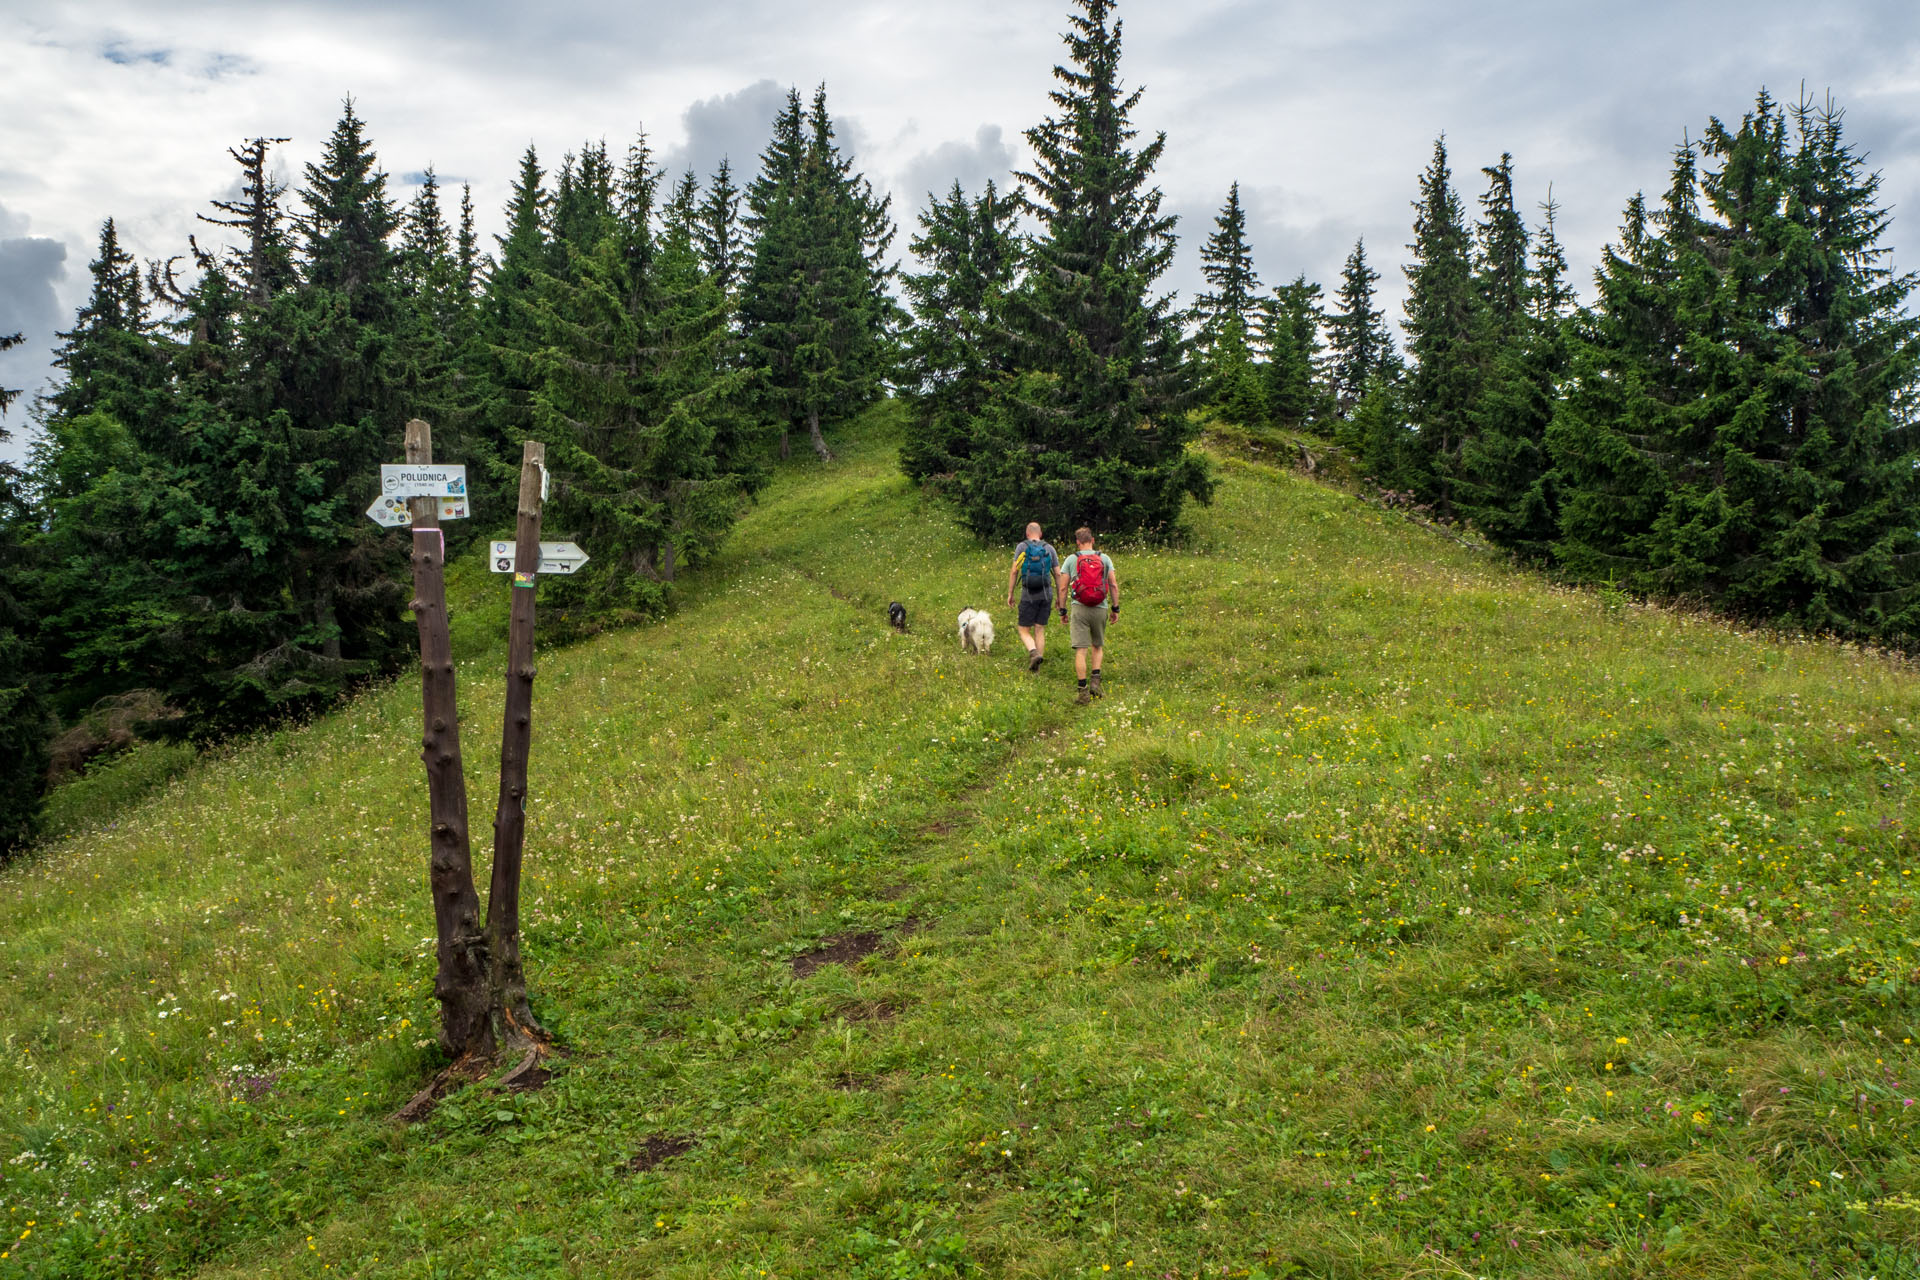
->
[1550,151,1709,589]
[478,145,551,497]
[955,0,1209,538]
[530,130,753,623]
[696,157,743,290]
[1473,154,1530,336]
[899,179,1021,483]
[738,86,897,461]
[1262,275,1327,429]
[1456,158,1565,558]
[0,331,48,854]
[1193,182,1266,424]
[1400,135,1481,513]
[197,136,295,306]
[665,170,700,241]
[1326,238,1393,417]
[45,219,164,434]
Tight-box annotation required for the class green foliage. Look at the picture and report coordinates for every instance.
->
[526,132,756,628]
[739,86,899,462]
[0,333,48,854]
[695,157,743,290]
[1399,135,1482,514]
[1261,275,1328,430]
[1550,92,1920,639]
[1327,237,1395,416]
[899,180,1022,485]
[951,0,1211,539]
[1454,163,1566,561]
[1192,183,1269,428]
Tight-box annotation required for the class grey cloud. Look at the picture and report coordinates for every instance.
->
[660,79,790,184]
[0,222,69,437]
[898,125,1017,208]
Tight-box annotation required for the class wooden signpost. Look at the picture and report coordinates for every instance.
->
[484,440,548,1051]
[401,419,489,1055]
[385,422,565,1102]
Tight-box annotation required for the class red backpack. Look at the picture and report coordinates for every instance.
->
[1071,552,1108,606]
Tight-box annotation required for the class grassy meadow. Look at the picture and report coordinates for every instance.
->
[3,403,1917,1278]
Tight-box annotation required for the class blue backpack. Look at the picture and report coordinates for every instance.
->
[1021,542,1053,591]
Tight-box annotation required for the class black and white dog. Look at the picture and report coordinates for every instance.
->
[957,608,996,654]
[888,601,908,632]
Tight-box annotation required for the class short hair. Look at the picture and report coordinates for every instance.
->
[1074,526,1094,546]
[1026,521,1042,537]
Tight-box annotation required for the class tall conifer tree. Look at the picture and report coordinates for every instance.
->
[738,86,897,461]
[1400,135,1481,512]
[0,331,47,853]
[1194,182,1266,424]
[899,179,1022,482]
[1326,238,1394,416]
[954,0,1208,538]
[1262,275,1327,429]
[1456,157,1565,557]
[530,130,754,622]
[697,158,743,290]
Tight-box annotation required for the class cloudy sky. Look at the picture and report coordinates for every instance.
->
[4,0,1918,460]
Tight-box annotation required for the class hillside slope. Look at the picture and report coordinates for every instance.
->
[3,403,1917,1279]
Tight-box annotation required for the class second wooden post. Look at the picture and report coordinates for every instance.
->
[485,440,546,1049]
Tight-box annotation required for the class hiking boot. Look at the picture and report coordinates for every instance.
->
[1075,688,1092,705]
[1089,670,1103,698]
[1029,651,1043,672]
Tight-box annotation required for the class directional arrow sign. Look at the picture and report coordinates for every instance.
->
[367,495,470,527]
[380,463,467,499]
[489,541,590,575]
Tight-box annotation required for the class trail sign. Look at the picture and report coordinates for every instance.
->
[367,494,471,527]
[489,541,589,575]
[381,463,468,499]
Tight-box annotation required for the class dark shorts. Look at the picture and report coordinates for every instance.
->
[1017,594,1052,627]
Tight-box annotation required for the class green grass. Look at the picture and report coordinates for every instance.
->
[4,400,1918,1278]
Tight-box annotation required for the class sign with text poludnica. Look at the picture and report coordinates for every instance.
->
[380,463,468,499]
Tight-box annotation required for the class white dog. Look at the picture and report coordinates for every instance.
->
[957,608,996,655]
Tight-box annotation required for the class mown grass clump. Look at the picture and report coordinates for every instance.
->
[2,402,1915,1277]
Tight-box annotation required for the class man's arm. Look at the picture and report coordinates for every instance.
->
[1055,554,1071,616]
[1106,559,1120,612]
[1006,548,1023,608]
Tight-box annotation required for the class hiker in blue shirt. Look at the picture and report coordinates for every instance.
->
[1005,521,1060,672]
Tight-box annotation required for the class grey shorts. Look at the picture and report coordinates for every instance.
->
[1069,601,1108,649]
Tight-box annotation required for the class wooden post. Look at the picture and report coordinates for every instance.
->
[405,419,489,1057]
[485,440,546,1051]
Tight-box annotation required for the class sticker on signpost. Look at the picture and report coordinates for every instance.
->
[368,494,470,527]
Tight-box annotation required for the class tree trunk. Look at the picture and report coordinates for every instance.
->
[485,441,547,1056]
[807,405,834,462]
[315,574,342,662]
[405,419,490,1057]
[779,427,791,459]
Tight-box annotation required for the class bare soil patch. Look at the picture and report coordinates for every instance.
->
[792,930,885,977]
[625,1134,698,1173]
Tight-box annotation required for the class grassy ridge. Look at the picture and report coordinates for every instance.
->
[3,401,1917,1278]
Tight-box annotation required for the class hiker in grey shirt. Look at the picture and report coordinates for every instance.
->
[1005,521,1060,672]
[1059,526,1119,704]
